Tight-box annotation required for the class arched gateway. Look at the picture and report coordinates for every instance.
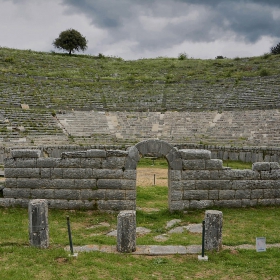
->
[126,139,182,211]
[3,140,280,211]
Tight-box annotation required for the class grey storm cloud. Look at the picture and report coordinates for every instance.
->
[61,0,280,51]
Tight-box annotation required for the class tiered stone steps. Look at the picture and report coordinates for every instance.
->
[1,73,280,112]
[53,109,280,147]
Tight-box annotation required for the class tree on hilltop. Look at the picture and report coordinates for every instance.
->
[270,42,280,55]
[53,29,88,55]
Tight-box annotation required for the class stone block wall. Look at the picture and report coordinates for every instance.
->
[2,139,280,212]
[170,149,280,211]
[2,149,136,211]
[2,144,280,166]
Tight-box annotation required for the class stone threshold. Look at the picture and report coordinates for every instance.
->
[65,243,280,255]
[65,244,201,255]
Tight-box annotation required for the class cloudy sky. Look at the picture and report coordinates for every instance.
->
[1,0,280,60]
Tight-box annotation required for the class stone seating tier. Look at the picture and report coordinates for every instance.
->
[1,73,280,111]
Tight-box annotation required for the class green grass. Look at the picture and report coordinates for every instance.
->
[223,160,252,169]
[137,158,252,170]
[1,177,280,279]
[137,157,168,168]
[1,205,280,279]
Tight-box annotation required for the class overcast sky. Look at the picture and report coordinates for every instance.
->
[1,0,280,60]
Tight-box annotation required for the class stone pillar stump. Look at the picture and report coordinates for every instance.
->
[28,199,49,248]
[204,210,223,251]
[117,210,136,253]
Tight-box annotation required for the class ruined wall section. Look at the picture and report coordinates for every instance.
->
[2,145,280,212]
[2,149,136,211]
[170,149,280,211]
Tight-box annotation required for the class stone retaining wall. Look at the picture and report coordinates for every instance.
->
[1,140,280,211]
[2,144,280,165]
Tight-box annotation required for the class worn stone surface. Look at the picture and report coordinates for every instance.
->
[204,210,223,251]
[28,199,49,249]
[117,210,136,253]
[166,219,181,229]
[11,149,41,158]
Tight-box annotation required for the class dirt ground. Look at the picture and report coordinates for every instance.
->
[0,168,168,186]
[136,168,168,187]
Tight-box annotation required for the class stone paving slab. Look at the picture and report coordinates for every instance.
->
[65,243,280,255]
[66,245,201,255]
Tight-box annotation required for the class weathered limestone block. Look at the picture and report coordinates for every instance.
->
[182,170,210,180]
[92,169,124,179]
[258,199,276,206]
[31,189,55,199]
[204,210,223,251]
[218,169,260,180]
[182,159,205,170]
[105,190,126,200]
[219,190,235,200]
[144,139,162,156]
[241,199,258,207]
[251,189,264,199]
[63,168,87,179]
[195,180,231,190]
[61,149,107,158]
[235,189,251,199]
[205,159,223,170]
[97,200,136,211]
[107,150,128,157]
[170,190,183,201]
[166,148,182,170]
[4,168,40,179]
[4,178,17,188]
[61,151,87,158]
[102,157,126,169]
[3,188,31,198]
[86,149,106,158]
[261,170,280,180]
[183,190,208,200]
[11,149,41,158]
[74,179,97,189]
[4,158,37,168]
[54,189,80,200]
[28,199,49,248]
[80,189,106,200]
[214,200,241,208]
[117,210,136,253]
[135,139,173,157]
[169,200,185,211]
[123,170,137,180]
[80,158,102,168]
[57,158,81,168]
[252,162,271,171]
[180,149,211,160]
[169,170,181,181]
[40,168,51,179]
[189,200,214,209]
[37,158,60,168]
[97,179,135,190]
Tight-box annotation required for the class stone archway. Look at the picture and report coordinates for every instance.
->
[125,139,182,211]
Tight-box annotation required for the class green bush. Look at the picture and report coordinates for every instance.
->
[260,68,269,76]
[178,52,188,60]
[270,42,280,55]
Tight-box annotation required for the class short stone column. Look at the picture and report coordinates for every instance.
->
[204,210,223,251]
[117,210,136,253]
[28,199,49,248]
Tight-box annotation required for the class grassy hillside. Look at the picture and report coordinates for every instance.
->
[1,47,280,147]
[1,47,280,112]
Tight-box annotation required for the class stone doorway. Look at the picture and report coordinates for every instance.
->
[127,139,182,212]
